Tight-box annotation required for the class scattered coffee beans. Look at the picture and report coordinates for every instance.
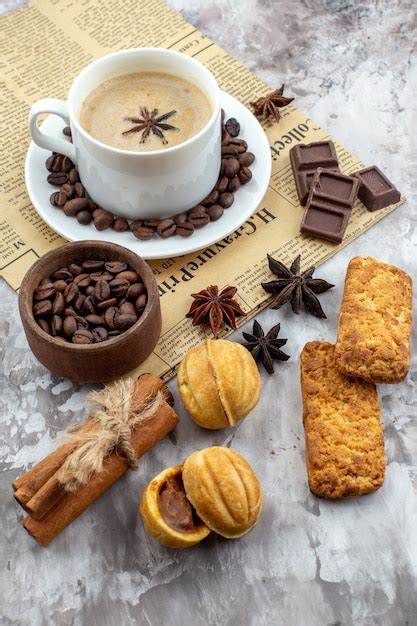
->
[33,259,148,344]
[45,112,255,240]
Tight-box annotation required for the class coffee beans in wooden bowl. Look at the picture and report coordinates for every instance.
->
[33,258,148,344]
[19,241,161,383]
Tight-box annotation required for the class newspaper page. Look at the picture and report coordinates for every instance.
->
[0,0,404,380]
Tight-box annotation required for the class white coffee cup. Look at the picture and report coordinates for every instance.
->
[28,48,221,220]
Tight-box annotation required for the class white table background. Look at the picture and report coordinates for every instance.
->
[1,1,416,624]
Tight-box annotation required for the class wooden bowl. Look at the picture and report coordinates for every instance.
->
[18,241,161,383]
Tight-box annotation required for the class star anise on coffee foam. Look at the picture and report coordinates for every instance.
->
[122,107,178,144]
[250,84,294,123]
[261,254,334,318]
[186,285,246,337]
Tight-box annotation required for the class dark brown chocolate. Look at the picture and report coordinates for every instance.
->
[290,141,339,205]
[158,475,200,533]
[353,166,401,211]
[300,168,359,244]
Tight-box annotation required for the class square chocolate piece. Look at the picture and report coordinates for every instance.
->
[293,167,339,206]
[307,168,360,210]
[290,141,338,172]
[353,166,401,211]
[300,201,351,244]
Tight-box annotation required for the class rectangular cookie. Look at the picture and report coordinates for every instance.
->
[334,256,412,383]
[301,341,385,499]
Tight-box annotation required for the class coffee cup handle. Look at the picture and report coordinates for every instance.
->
[28,98,77,163]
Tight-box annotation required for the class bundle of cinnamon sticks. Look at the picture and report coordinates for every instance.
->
[13,374,179,545]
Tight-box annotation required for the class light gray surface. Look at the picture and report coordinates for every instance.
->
[1,1,417,625]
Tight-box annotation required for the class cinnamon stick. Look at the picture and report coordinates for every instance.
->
[21,393,178,545]
[13,374,172,513]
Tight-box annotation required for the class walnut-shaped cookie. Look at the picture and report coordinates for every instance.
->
[139,465,210,548]
[178,339,261,429]
[139,447,262,548]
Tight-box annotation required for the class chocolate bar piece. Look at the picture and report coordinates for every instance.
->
[353,166,401,211]
[300,168,360,244]
[290,141,339,205]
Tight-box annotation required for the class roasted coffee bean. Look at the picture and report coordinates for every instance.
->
[129,219,143,231]
[157,219,176,238]
[238,167,252,184]
[52,315,63,336]
[176,221,194,237]
[64,197,89,217]
[51,154,64,172]
[53,279,68,292]
[61,183,74,199]
[108,330,122,337]
[208,204,224,221]
[63,126,72,137]
[219,192,234,208]
[174,213,188,225]
[202,190,219,206]
[74,295,86,313]
[82,260,104,272]
[228,176,241,193]
[222,143,246,156]
[116,270,139,283]
[90,271,113,282]
[112,217,129,232]
[239,151,255,167]
[94,279,111,301]
[54,191,67,207]
[85,286,95,296]
[83,296,96,314]
[34,283,55,301]
[72,329,94,344]
[61,156,74,173]
[115,313,137,330]
[33,300,52,317]
[225,117,240,137]
[50,191,60,206]
[132,226,154,240]
[96,297,118,311]
[45,155,57,172]
[77,210,92,225]
[74,182,85,197]
[109,278,129,297]
[143,219,160,229]
[92,327,108,342]
[85,314,103,326]
[135,294,147,313]
[74,273,91,288]
[52,292,65,315]
[230,138,248,149]
[64,307,77,317]
[119,302,136,315]
[37,319,51,334]
[69,168,79,183]
[68,263,82,276]
[93,209,114,230]
[51,268,73,281]
[64,282,79,304]
[47,172,68,186]
[221,130,232,145]
[224,158,240,178]
[104,306,118,329]
[74,316,88,329]
[217,176,229,193]
[105,261,127,274]
[188,206,210,228]
[89,201,99,212]
[126,282,145,299]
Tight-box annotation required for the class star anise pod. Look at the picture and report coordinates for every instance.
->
[122,107,178,144]
[242,320,290,375]
[250,84,294,123]
[261,254,334,318]
[186,285,246,337]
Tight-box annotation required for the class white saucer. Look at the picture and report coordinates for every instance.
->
[25,91,271,260]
